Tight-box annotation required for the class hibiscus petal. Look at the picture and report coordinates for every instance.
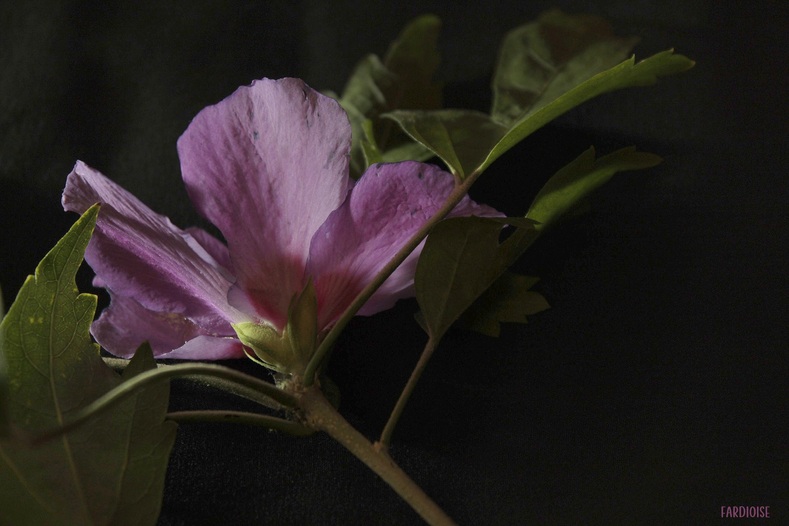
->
[157,336,244,360]
[93,293,243,359]
[307,161,503,327]
[62,161,249,332]
[177,78,352,328]
[185,226,234,279]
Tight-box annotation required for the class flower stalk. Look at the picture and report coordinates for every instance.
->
[30,363,299,444]
[299,385,458,526]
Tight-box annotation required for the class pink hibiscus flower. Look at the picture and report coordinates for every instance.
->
[62,78,500,369]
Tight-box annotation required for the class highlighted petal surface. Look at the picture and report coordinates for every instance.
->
[93,293,243,359]
[62,161,248,334]
[178,78,352,328]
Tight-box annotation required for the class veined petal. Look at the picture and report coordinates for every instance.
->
[62,161,250,332]
[308,161,503,327]
[185,226,234,280]
[93,293,243,359]
[177,78,352,327]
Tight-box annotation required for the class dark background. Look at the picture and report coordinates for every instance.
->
[1,1,786,524]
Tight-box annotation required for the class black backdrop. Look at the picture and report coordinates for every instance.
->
[1,1,786,524]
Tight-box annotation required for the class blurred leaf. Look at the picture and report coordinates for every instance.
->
[380,140,435,165]
[415,216,539,340]
[385,10,693,179]
[357,119,432,167]
[339,56,397,177]
[458,272,550,337]
[360,119,384,166]
[481,48,693,174]
[0,205,176,526]
[526,146,662,229]
[491,9,637,126]
[338,15,442,177]
[383,14,443,110]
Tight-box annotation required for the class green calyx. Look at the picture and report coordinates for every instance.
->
[232,281,319,376]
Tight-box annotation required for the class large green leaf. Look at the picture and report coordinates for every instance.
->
[526,146,662,229]
[481,48,693,174]
[106,344,176,526]
[0,205,176,526]
[338,14,442,177]
[415,216,539,340]
[384,11,694,179]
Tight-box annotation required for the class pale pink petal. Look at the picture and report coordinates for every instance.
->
[185,226,234,279]
[62,161,250,332]
[93,293,243,359]
[157,336,244,360]
[177,78,352,328]
[307,162,503,327]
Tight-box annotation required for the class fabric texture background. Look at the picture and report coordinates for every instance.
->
[1,1,786,524]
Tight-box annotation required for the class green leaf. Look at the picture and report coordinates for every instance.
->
[415,146,659,340]
[379,140,435,165]
[0,287,8,439]
[110,344,176,526]
[360,119,384,166]
[0,205,177,526]
[458,272,550,337]
[381,109,508,180]
[526,146,662,229]
[338,15,443,177]
[491,9,638,126]
[339,56,397,177]
[384,10,694,179]
[415,216,539,340]
[481,48,694,174]
[0,284,7,438]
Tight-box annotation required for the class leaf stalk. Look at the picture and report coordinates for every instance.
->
[167,410,313,436]
[31,363,297,443]
[378,335,439,448]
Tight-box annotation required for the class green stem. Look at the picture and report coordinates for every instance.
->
[304,172,480,386]
[32,363,297,444]
[300,386,457,526]
[167,410,313,436]
[378,336,438,449]
[103,357,284,410]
